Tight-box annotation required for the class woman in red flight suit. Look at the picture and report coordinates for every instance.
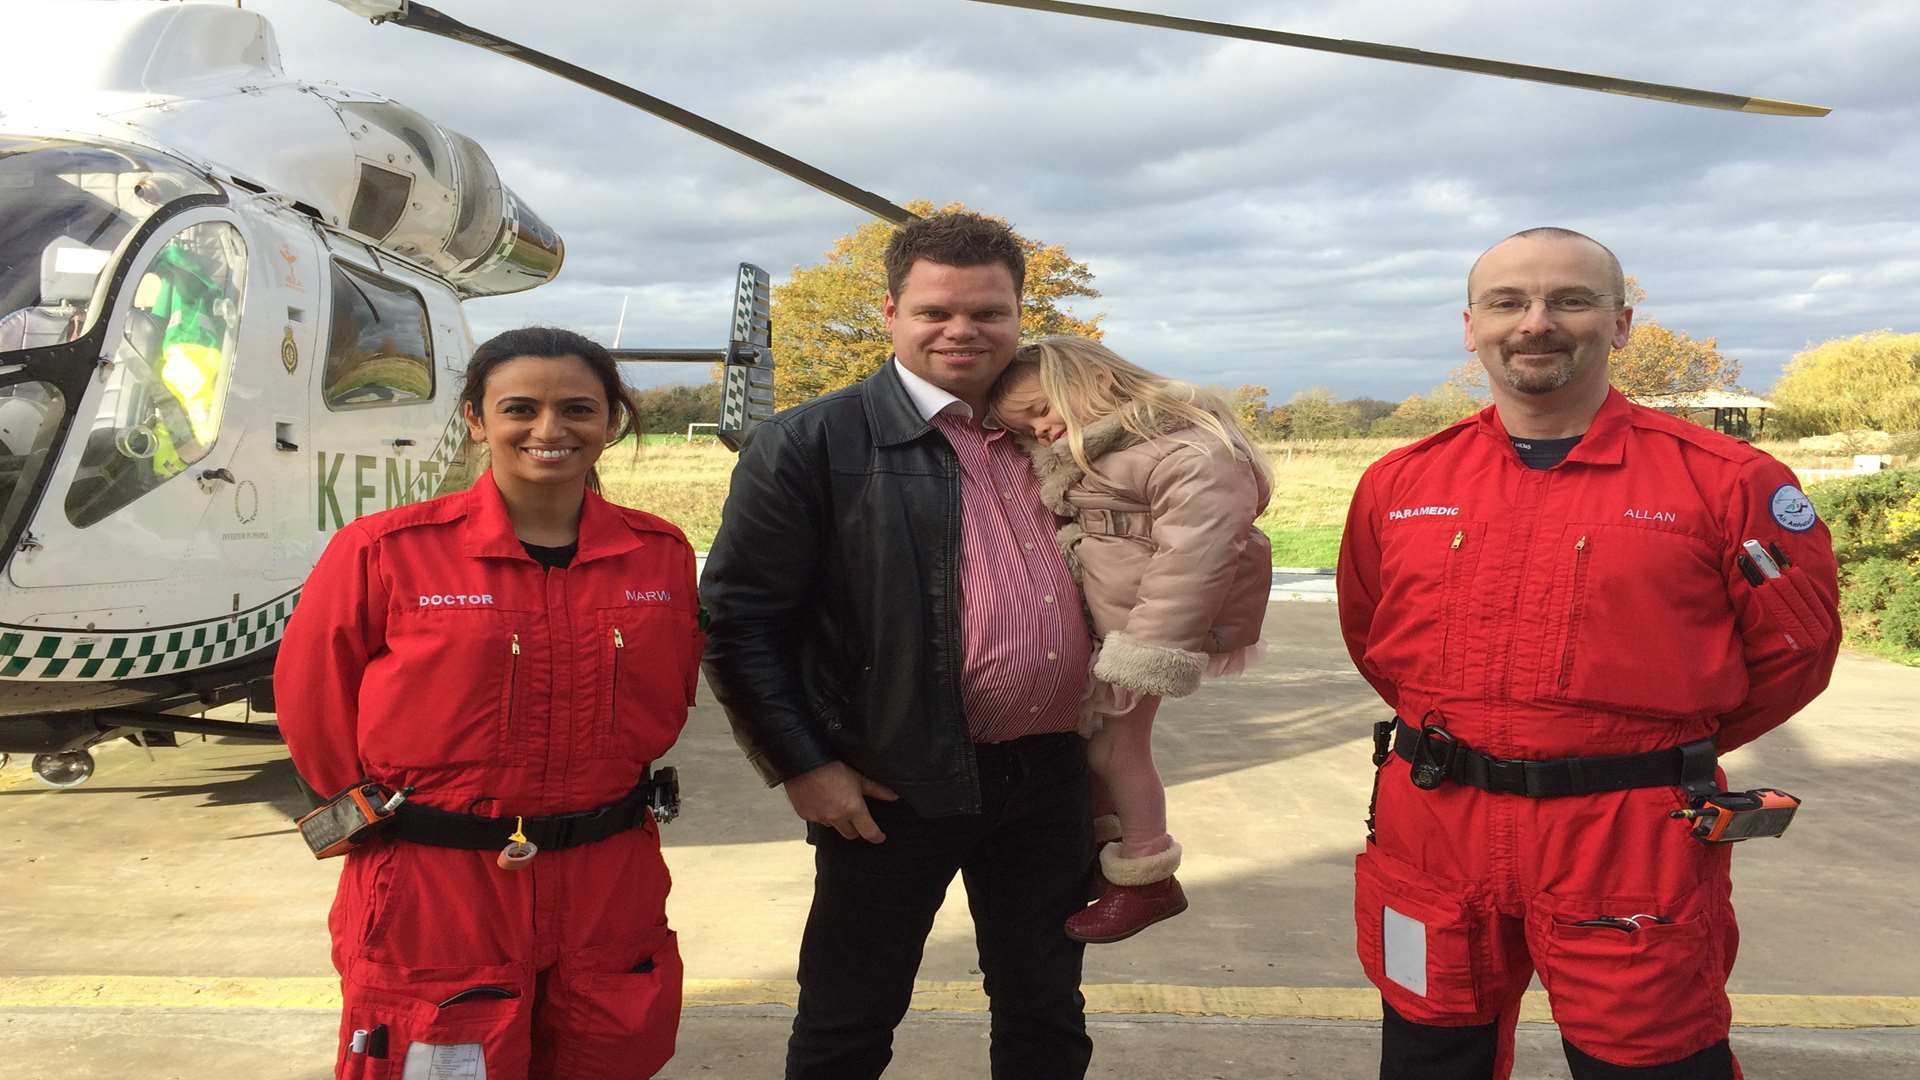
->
[276,327,702,1079]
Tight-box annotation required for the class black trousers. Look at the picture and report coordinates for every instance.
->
[786,733,1095,1080]
[1381,999,1737,1080]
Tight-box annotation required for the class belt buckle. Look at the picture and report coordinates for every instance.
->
[1484,755,1528,795]
[1409,724,1458,791]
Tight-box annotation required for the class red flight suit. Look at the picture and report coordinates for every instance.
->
[1337,390,1839,1078]
[276,474,702,1079]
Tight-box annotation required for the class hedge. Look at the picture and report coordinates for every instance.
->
[1808,468,1920,660]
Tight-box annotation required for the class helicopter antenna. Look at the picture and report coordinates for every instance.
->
[613,295,629,350]
[968,0,1830,117]
[334,2,918,224]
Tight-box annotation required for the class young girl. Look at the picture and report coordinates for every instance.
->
[991,335,1272,944]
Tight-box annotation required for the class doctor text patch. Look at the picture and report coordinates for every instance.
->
[419,593,495,607]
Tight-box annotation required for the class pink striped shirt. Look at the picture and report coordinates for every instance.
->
[899,364,1091,743]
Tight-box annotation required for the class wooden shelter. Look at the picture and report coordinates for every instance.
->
[1631,390,1776,439]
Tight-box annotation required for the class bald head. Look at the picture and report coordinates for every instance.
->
[1468,227,1625,301]
[1462,226,1634,412]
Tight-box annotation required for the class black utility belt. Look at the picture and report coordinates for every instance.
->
[390,767,681,852]
[1376,717,1718,800]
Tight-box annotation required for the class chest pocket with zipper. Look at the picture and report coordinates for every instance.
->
[594,604,697,766]
[1369,520,1488,692]
[1537,523,1744,718]
[374,605,532,771]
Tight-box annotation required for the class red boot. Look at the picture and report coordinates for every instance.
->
[1065,840,1186,944]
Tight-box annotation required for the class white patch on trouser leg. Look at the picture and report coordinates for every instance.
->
[402,1042,485,1080]
[1382,906,1428,997]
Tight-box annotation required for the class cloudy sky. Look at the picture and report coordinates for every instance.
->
[245,0,1919,400]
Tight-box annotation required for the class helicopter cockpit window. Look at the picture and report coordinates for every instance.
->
[322,262,434,410]
[0,136,216,352]
[64,222,247,529]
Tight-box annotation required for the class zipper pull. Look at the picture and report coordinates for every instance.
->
[1576,535,1588,551]
[1450,531,1463,550]
[511,632,521,656]
[613,628,625,649]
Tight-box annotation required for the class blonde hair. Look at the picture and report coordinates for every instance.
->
[995,335,1271,486]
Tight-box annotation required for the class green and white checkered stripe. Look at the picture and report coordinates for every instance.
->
[0,589,300,681]
[405,409,470,503]
[429,407,467,472]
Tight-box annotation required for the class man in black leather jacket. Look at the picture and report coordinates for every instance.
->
[702,212,1097,1079]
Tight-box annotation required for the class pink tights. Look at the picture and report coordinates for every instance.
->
[1085,696,1171,859]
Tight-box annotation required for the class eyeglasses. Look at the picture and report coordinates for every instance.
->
[1468,293,1620,317]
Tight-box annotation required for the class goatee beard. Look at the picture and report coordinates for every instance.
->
[1500,335,1578,395]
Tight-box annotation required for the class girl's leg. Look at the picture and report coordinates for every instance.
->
[1068,696,1186,943]
[1084,697,1168,859]
[1089,770,1117,824]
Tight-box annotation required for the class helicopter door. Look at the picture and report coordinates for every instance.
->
[8,209,250,592]
[252,213,324,583]
[304,243,445,539]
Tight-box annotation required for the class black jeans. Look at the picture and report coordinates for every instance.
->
[786,733,1095,1080]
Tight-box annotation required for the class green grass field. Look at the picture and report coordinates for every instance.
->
[596,436,1388,565]
[598,437,1854,568]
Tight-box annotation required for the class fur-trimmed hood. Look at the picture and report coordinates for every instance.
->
[1023,389,1239,516]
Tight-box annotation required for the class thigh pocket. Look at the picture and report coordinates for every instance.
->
[1354,846,1481,1019]
[339,959,529,1080]
[1531,898,1727,1064]
[554,926,685,1079]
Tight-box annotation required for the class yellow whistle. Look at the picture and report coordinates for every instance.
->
[497,815,537,870]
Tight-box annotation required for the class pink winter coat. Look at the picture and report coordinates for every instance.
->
[1025,402,1272,698]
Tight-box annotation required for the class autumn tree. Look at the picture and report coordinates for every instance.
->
[770,201,1103,407]
[1610,322,1740,398]
[628,382,723,435]
[1371,361,1489,437]
[1770,331,1920,435]
[1281,388,1346,439]
[1609,277,1740,398]
[1230,385,1270,432]
[1342,397,1397,430]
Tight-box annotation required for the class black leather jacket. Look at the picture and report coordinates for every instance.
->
[700,363,982,816]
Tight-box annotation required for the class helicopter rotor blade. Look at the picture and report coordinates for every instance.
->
[967,0,1830,117]
[351,2,918,223]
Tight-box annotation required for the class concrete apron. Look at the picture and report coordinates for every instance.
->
[3,602,1918,1078]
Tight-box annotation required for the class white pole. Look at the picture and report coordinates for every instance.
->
[613,295,630,348]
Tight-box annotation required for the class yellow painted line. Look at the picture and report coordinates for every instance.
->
[0,976,339,1010]
[1,977,1915,1029]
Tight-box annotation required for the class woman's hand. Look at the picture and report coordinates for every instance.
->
[782,761,899,843]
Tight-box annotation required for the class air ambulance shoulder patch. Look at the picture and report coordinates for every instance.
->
[1769,484,1818,532]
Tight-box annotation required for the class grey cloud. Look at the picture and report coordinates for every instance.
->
[246,0,1917,400]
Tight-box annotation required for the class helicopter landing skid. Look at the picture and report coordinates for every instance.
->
[0,654,282,788]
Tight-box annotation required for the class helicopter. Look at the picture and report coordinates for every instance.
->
[0,0,1823,789]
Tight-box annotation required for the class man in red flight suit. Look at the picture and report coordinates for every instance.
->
[1337,227,1840,1080]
